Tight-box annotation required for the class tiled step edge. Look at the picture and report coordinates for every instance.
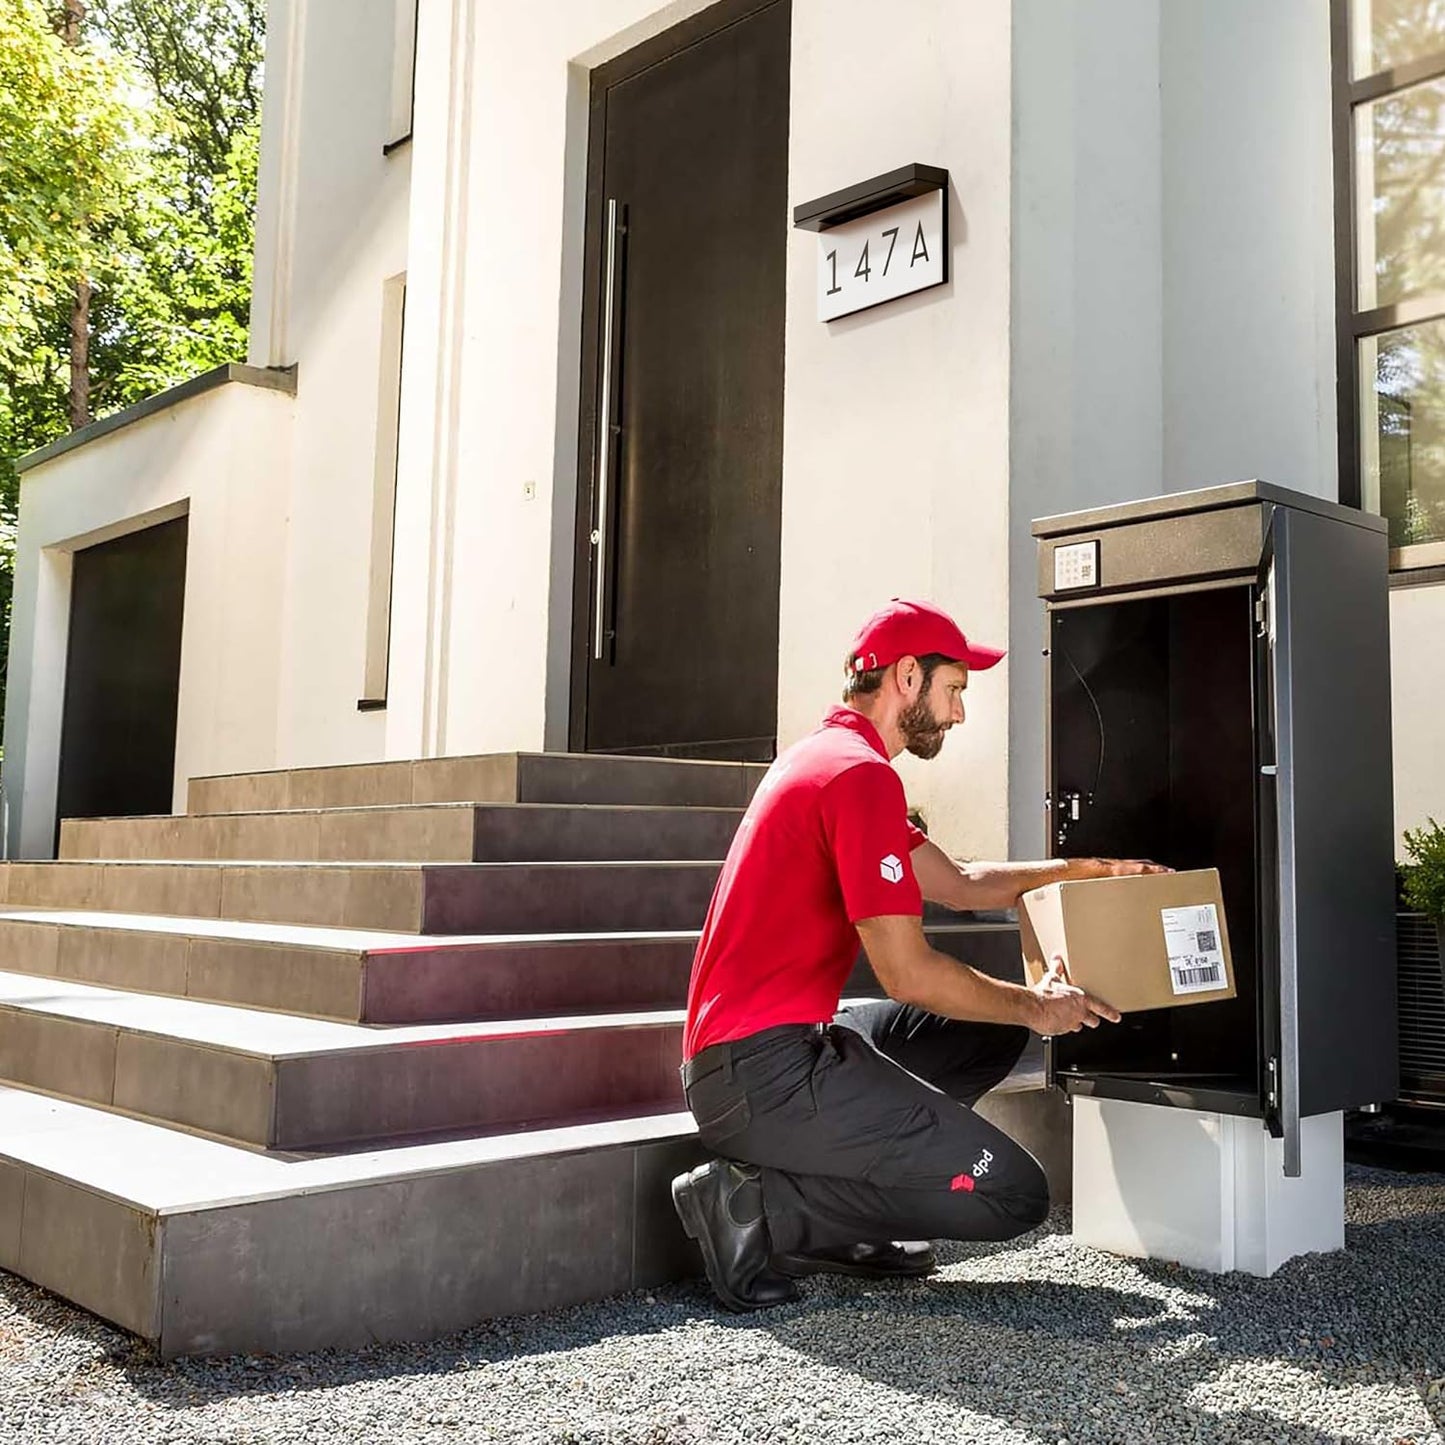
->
[0,859,724,935]
[0,911,701,1023]
[59,802,746,865]
[0,969,689,1148]
[188,752,769,815]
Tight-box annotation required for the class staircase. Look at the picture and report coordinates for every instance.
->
[0,751,1030,1357]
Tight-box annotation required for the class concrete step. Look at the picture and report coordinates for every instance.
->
[0,911,1020,1023]
[0,970,691,1149]
[0,911,701,1023]
[59,802,746,864]
[188,751,769,816]
[0,859,723,934]
[0,1084,704,1357]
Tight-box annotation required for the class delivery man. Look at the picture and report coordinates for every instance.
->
[671,598,1165,1311]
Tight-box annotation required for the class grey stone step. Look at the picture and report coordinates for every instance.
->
[0,1083,703,1357]
[0,911,1020,1024]
[0,970,690,1149]
[59,802,746,865]
[188,752,769,816]
[0,911,702,1023]
[0,859,723,934]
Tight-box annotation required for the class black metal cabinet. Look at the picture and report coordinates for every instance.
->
[1033,482,1397,1175]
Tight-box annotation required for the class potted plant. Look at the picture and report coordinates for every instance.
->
[1401,817,1445,962]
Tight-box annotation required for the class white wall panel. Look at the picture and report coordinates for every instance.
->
[2,383,293,856]
[780,0,1013,859]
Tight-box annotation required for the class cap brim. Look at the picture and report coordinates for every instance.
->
[960,643,1006,671]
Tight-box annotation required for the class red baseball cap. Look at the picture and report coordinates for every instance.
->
[848,599,1006,675]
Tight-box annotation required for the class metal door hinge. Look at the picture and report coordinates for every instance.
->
[1266,1056,1279,1109]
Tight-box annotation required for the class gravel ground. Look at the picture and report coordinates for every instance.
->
[0,1164,1441,1445]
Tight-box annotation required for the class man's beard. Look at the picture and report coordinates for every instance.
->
[899,696,949,759]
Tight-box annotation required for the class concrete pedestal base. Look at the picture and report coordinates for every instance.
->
[1072,1096,1344,1276]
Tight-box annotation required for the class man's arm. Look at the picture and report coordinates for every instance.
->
[909,838,1168,912]
[855,914,1119,1035]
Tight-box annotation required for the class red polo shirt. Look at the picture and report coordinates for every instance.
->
[682,706,925,1059]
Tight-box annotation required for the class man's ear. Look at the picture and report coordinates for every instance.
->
[894,655,921,698]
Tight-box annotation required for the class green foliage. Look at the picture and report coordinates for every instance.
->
[86,114,258,417]
[1401,817,1445,921]
[90,0,264,209]
[0,0,147,367]
[0,0,262,731]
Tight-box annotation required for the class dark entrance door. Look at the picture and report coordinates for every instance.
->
[571,0,789,761]
[56,515,188,832]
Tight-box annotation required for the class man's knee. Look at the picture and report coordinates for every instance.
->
[1001,1164,1050,1235]
[977,1150,1050,1239]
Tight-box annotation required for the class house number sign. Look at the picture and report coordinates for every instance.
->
[816,189,945,322]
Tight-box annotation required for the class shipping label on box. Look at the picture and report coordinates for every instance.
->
[1159,902,1228,996]
[1018,868,1237,1013]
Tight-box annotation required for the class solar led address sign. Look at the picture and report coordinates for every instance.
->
[815,189,945,322]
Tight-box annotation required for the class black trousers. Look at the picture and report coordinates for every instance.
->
[681,1002,1049,1256]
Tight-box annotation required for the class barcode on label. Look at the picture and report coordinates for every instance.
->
[1173,963,1221,987]
[1196,929,1217,952]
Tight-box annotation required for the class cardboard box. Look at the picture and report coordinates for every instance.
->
[1019,868,1237,1013]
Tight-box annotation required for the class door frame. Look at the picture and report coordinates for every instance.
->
[54,511,190,850]
[567,0,789,754]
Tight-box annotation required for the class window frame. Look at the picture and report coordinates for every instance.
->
[358,272,407,712]
[384,0,419,154]
[1332,0,1445,571]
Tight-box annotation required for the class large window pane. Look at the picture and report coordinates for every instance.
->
[1361,322,1445,546]
[1356,77,1445,308]
[1352,0,1445,79]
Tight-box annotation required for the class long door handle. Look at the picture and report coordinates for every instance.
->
[592,199,625,662]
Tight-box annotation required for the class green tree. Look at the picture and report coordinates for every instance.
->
[0,0,262,735]
[0,0,144,375]
[1,0,151,727]
[91,0,264,208]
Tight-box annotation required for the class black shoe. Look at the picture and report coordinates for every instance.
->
[671,1160,798,1312]
[771,1240,938,1280]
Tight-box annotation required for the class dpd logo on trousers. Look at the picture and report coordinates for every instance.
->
[950,1148,994,1192]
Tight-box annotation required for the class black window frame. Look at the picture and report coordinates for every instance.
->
[1332,0,1445,572]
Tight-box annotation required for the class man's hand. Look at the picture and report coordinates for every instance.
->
[1029,956,1121,1036]
[1073,857,1172,880]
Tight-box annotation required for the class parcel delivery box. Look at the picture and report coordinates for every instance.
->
[1018,868,1236,1013]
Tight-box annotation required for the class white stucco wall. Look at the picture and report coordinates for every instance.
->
[250,0,412,768]
[1159,1,1338,498]
[779,0,1013,859]
[1,380,293,856]
[1008,0,1340,857]
[1009,0,1166,859]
